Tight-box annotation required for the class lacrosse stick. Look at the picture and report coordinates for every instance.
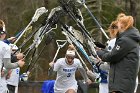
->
[13,6,61,55]
[62,26,88,68]
[59,0,107,58]
[61,24,100,73]
[77,0,109,40]
[20,32,55,81]
[48,40,67,76]
[63,30,89,71]
[14,7,48,44]
[39,6,62,37]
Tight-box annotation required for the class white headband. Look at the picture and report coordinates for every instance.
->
[66,50,75,56]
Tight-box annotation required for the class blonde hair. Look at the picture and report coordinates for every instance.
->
[67,44,75,51]
[118,16,134,31]
[116,13,126,20]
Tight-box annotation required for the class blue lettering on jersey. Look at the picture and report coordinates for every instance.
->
[63,68,76,72]
[16,69,19,74]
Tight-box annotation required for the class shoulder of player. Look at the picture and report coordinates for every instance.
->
[56,58,65,63]
[0,41,10,49]
[73,58,80,62]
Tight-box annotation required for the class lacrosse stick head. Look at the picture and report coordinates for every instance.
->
[32,7,48,22]
[47,6,62,19]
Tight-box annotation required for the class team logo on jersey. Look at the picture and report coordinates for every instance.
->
[116,45,120,50]
[108,46,112,51]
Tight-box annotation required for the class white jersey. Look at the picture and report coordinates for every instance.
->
[54,58,83,93]
[107,38,116,52]
[0,68,9,93]
[0,40,11,93]
[7,67,20,86]
[0,41,11,77]
[98,39,116,72]
[0,76,8,93]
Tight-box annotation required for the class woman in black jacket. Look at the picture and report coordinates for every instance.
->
[97,15,140,93]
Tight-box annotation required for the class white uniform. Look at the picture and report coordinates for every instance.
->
[1,68,9,93]
[99,38,116,93]
[7,68,20,93]
[7,44,20,93]
[0,41,11,93]
[53,58,83,93]
[7,68,20,87]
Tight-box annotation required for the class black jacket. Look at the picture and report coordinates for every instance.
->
[97,27,140,93]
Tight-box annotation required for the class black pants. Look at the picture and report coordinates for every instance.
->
[7,84,16,93]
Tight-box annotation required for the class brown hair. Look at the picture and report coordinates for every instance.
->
[108,21,119,39]
[108,13,126,39]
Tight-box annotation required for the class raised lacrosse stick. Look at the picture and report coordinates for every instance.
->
[77,0,109,40]
[14,7,48,44]
[62,29,89,71]
[48,40,67,76]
